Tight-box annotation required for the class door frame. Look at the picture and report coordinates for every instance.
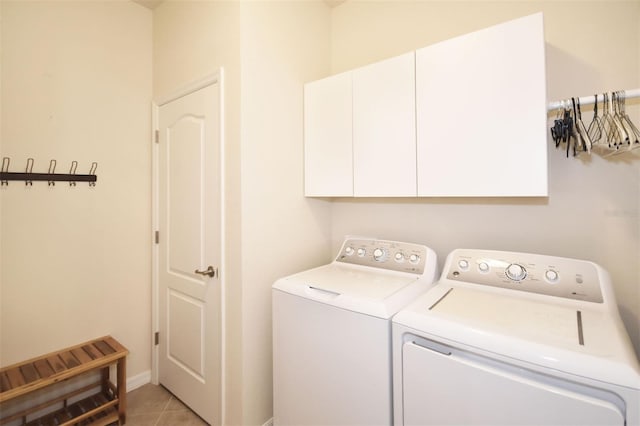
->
[151,70,226,421]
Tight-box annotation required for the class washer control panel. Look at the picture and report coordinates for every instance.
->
[446,249,603,303]
[337,238,427,275]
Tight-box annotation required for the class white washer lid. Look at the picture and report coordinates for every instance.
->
[393,284,640,389]
[273,263,425,319]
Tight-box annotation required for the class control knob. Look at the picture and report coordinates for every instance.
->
[409,254,420,264]
[505,263,527,281]
[373,248,388,262]
[458,259,469,270]
[545,269,559,282]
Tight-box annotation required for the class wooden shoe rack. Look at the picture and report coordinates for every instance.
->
[0,336,128,426]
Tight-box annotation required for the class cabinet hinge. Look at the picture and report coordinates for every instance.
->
[155,231,159,244]
[155,130,159,144]
[155,332,159,346]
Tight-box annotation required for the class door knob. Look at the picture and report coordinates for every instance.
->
[194,266,217,278]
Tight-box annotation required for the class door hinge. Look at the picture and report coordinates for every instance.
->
[154,130,159,144]
[155,230,159,244]
[155,332,159,346]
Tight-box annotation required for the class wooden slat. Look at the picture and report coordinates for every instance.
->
[67,403,83,419]
[20,364,40,384]
[55,410,72,423]
[35,410,56,426]
[93,341,115,356]
[78,398,95,414]
[46,355,67,373]
[59,351,80,369]
[71,347,92,365]
[0,373,10,392]
[94,393,109,404]
[103,336,126,354]
[83,411,118,426]
[85,406,116,426]
[82,344,103,360]
[6,367,25,388]
[33,359,55,380]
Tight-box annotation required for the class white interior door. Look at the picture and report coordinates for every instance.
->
[156,75,222,426]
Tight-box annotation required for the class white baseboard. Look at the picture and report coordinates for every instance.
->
[262,418,274,426]
[127,370,151,392]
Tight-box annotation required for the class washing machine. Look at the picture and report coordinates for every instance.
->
[272,237,438,426]
[392,249,640,426]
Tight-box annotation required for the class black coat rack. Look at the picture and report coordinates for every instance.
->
[1,157,98,186]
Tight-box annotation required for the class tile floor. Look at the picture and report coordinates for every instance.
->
[125,384,208,426]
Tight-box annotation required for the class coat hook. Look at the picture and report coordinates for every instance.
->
[89,162,98,187]
[1,157,9,186]
[48,159,57,186]
[25,158,34,186]
[69,160,78,186]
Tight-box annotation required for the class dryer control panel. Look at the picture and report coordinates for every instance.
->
[336,238,428,275]
[445,249,604,303]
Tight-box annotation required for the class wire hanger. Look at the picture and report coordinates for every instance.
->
[574,98,592,154]
[586,94,603,145]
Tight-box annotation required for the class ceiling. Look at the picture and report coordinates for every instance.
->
[133,0,345,11]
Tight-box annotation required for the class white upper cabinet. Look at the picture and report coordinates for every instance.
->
[353,52,416,197]
[304,71,353,197]
[304,13,547,198]
[416,13,547,197]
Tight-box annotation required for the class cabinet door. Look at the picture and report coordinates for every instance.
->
[416,13,547,197]
[353,52,416,197]
[304,72,353,197]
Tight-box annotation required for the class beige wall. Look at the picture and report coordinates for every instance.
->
[329,0,640,355]
[153,1,332,424]
[239,2,332,424]
[0,1,152,376]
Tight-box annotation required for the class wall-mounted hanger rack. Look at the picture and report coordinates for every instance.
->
[1,157,98,186]
[547,88,640,158]
[547,88,640,111]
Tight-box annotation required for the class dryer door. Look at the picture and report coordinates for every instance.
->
[401,339,625,426]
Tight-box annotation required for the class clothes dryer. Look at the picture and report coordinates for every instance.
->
[392,249,640,426]
[273,237,438,426]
